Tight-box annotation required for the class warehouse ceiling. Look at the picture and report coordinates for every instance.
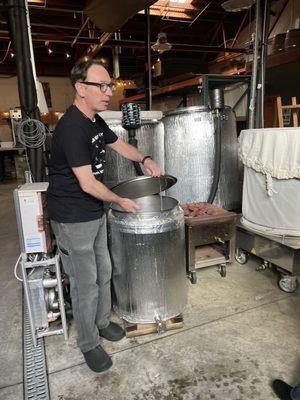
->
[0,0,250,80]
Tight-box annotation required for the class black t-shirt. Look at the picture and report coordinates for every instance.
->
[47,105,118,223]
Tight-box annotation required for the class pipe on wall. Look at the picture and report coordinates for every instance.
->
[248,0,261,129]
[259,0,271,128]
[145,8,152,111]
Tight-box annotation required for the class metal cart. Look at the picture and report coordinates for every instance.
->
[184,204,236,281]
[236,217,300,293]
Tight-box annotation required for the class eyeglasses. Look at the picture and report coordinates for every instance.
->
[81,81,116,93]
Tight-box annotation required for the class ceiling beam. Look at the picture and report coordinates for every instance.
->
[0,30,248,54]
[0,19,100,32]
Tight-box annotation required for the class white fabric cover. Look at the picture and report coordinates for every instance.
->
[239,128,300,180]
[242,167,300,236]
[240,128,300,236]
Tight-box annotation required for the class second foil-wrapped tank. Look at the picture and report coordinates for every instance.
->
[101,112,164,187]
[163,106,240,210]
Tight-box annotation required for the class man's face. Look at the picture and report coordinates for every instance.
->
[77,64,113,112]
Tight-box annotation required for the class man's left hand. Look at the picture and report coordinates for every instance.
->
[143,158,164,177]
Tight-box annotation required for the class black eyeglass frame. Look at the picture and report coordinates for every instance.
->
[80,81,116,93]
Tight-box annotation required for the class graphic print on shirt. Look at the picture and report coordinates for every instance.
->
[91,132,106,179]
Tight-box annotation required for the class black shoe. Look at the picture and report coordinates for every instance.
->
[99,322,125,341]
[83,345,112,373]
[272,379,293,400]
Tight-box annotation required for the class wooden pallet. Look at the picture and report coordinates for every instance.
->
[123,315,184,338]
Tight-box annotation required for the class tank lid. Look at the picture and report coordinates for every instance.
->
[164,106,210,117]
[110,175,177,199]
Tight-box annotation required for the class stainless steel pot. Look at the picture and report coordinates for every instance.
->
[110,194,178,213]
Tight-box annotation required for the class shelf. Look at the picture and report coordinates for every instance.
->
[120,73,251,106]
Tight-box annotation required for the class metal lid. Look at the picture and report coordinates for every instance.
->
[110,175,177,199]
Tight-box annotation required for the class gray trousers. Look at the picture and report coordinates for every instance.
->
[51,215,112,353]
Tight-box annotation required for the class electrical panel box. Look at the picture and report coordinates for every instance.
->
[9,108,22,146]
[14,182,52,254]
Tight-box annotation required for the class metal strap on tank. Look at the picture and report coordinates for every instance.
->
[23,303,50,400]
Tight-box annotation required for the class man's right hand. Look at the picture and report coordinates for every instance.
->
[118,198,141,213]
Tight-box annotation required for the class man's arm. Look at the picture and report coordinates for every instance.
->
[108,139,164,177]
[72,164,140,213]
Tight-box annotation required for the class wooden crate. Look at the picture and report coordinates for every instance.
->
[123,315,184,338]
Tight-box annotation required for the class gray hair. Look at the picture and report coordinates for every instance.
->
[70,59,107,88]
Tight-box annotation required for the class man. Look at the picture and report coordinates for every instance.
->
[47,59,163,373]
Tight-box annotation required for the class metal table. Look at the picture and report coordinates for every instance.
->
[236,216,300,293]
[184,204,236,280]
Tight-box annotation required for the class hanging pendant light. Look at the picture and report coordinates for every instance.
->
[221,0,255,12]
[151,32,172,53]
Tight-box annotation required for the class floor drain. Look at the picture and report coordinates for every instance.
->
[23,302,50,400]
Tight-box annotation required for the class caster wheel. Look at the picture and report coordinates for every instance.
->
[235,249,249,265]
[218,264,226,278]
[278,275,298,293]
[188,271,197,284]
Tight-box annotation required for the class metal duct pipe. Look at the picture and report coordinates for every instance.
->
[211,88,225,110]
[259,0,271,128]
[145,8,152,111]
[17,0,40,181]
[18,0,37,112]
[255,0,270,128]
[7,0,36,177]
[248,0,261,129]
[8,0,44,182]
[21,0,44,181]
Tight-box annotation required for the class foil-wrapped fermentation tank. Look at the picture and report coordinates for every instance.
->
[100,111,165,188]
[163,106,240,209]
[108,176,187,324]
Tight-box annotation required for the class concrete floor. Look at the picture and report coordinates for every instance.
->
[0,181,299,400]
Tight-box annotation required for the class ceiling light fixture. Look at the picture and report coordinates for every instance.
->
[47,48,53,55]
[151,33,172,53]
[221,0,255,12]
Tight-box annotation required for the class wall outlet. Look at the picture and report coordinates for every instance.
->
[9,108,22,120]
